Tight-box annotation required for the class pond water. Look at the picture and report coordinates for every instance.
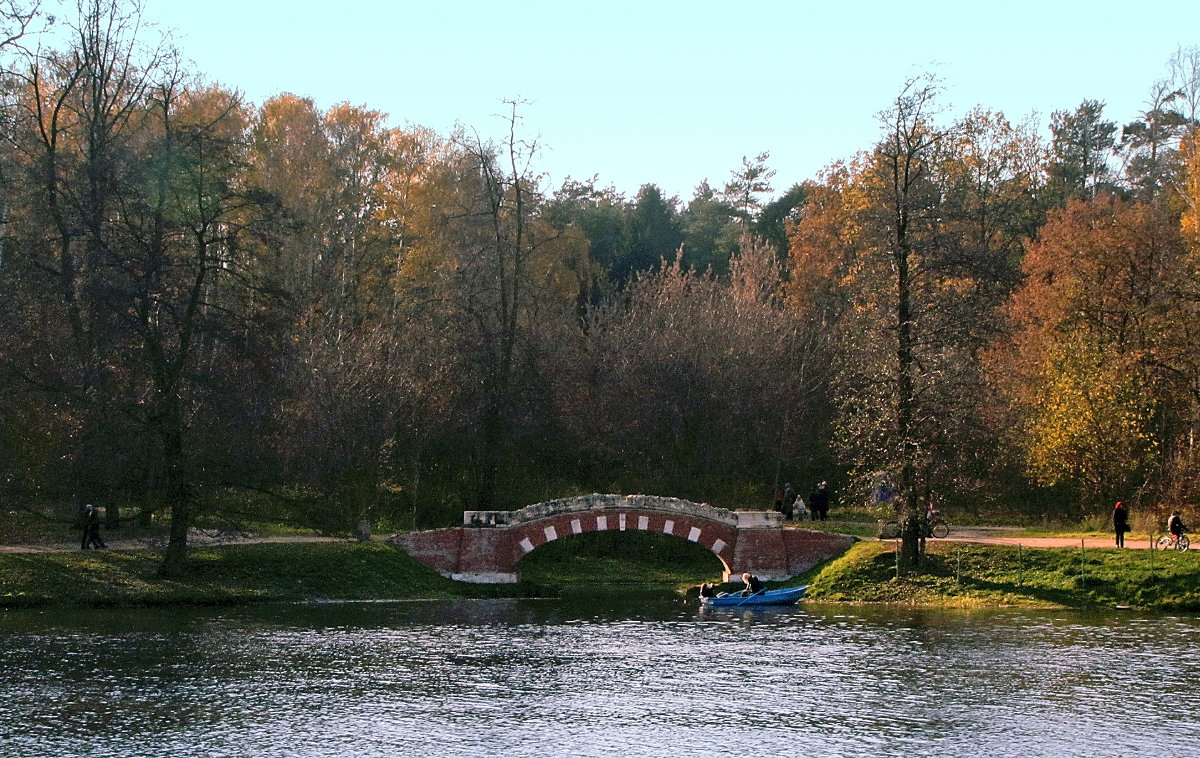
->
[2,599,1198,757]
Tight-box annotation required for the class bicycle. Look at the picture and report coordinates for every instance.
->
[1156,533,1190,551]
[879,519,949,539]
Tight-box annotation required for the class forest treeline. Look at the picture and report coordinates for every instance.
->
[2,2,1200,571]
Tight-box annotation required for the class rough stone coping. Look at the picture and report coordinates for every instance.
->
[463,493,744,528]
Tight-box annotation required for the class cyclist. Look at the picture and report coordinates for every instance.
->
[1167,510,1186,547]
[925,502,943,537]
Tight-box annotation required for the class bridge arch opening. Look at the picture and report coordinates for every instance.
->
[515,529,730,585]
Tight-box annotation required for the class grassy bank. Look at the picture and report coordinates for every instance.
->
[5,535,1200,612]
[807,541,1200,611]
[0,542,517,608]
[0,530,728,608]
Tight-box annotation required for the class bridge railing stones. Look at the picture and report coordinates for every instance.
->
[464,493,746,527]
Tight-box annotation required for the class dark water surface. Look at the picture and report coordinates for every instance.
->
[2,599,1198,757]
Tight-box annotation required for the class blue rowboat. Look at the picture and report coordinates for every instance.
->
[700,585,808,607]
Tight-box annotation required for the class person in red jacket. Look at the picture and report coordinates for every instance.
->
[1113,501,1129,548]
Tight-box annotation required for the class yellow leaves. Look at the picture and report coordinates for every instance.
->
[1023,340,1156,490]
[528,222,595,301]
[1182,132,1200,253]
[1002,191,1195,499]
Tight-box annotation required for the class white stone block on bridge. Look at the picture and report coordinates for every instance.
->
[735,511,783,528]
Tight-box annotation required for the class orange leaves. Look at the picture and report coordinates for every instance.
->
[1012,196,1184,354]
[1023,339,1156,490]
[1002,195,1189,501]
[1182,132,1200,253]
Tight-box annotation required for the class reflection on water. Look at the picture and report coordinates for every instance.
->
[2,600,1198,757]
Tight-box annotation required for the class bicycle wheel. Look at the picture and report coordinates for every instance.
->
[1158,535,1177,550]
[931,522,949,539]
[879,521,901,539]
[1178,535,1190,551]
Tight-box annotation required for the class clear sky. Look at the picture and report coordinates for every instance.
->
[121,0,1200,202]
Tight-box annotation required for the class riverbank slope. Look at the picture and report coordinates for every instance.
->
[0,541,518,608]
[3,537,1199,611]
[806,540,1200,611]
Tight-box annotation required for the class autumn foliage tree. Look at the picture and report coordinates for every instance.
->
[7,0,1200,568]
[0,0,289,573]
[788,78,1044,564]
[997,196,1192,511]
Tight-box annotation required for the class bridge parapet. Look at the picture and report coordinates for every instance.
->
[464,493,740,528]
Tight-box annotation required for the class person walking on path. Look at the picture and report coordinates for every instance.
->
[1113,501,1129,548]
[80,506,90,550]
[81,504,106,550]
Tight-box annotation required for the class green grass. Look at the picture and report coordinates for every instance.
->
[0,542,509,608]
[6,528,1199,612]
[807,540,1200,610]
[794,520,881,538]
[517,530,727,597]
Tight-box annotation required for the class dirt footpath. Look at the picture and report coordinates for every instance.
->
[0,531,351,554]
[0,525,1177,554]
[938,526,1155,550]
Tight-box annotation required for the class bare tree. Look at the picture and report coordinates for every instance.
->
[0,1,44,53]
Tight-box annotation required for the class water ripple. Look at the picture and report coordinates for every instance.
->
[2,603,1199,757]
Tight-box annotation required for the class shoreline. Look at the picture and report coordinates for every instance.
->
[3,534,1198,613]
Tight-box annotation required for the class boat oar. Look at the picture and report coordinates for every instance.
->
[734,589,767,606]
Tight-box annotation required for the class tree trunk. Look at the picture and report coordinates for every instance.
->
[157,404,190,577]
[900,513,923,567]
[160,494,190,577]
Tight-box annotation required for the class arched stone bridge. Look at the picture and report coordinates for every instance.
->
[390,494,854,584]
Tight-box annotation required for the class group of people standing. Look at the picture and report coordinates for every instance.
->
[776,481,830,522]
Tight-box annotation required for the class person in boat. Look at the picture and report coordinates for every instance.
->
[698,583,716,598]
[740,572,764,596]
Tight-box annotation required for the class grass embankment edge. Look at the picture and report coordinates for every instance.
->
[0,541,525,609]
[5,537,1200,612]
[803,540,1200,611]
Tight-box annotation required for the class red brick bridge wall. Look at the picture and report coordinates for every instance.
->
[390,494,854,584]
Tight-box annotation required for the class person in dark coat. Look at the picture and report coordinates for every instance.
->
[740,572,764,596]
[809,481,830,522]
[1113,501,1129,547]
[782,483,797,521]
[81,504,106,550]
[80,504,91,550]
